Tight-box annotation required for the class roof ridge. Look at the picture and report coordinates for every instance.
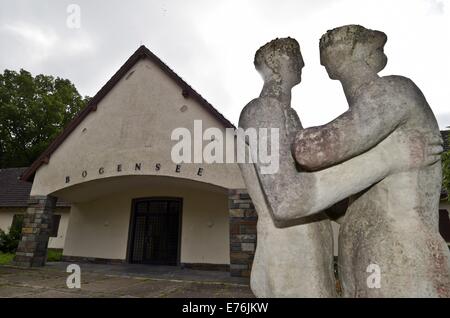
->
[21,45,235,182]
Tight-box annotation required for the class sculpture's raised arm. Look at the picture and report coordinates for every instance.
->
[239,34,442,227]
[292,90,410,171]
[239,98,439,226]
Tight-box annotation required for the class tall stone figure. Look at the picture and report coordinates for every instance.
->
[239,29,448,297]
[292,25,450,297]
[239,38,337,297]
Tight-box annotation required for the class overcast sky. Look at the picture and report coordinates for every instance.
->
[1,0,449,129]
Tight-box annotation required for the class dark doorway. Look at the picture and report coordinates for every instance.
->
[129,198,182,265]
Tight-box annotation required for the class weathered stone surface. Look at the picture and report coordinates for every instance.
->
[304,24,450,298]
[239,28,449,298]
[239,38,336,298]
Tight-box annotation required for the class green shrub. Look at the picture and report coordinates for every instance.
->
[0,215,23,253]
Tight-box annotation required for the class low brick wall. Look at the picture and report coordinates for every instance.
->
[229,189,257,277]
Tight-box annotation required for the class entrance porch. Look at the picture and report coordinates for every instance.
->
[14,175,257,277]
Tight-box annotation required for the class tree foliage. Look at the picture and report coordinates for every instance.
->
[0,69,89,168]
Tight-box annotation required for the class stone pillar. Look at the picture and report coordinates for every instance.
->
[14,195,56,267]
[229,189,257,277]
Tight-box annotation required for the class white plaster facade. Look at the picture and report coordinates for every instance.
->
[23,47,244,266]
[30,57,244,197]
[0,207,70,249]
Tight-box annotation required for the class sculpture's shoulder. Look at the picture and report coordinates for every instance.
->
[356,75,426,116]
[382,76,439,130]
[382,74,413,84]
[380,75,425,101]
[239,97,285,129]
[381,75,416,88]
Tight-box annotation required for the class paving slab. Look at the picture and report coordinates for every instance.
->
[79,276,148,293]
[27,289,92,298]
[0,285,40,298]
[46,262,249,285]
[163,282,254,298]
[109,279,183,298]
[0,264,253,298]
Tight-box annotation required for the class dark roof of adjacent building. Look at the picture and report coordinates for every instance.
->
[0,168,31,207]
[0,168,70,208]
[21,45,235,182]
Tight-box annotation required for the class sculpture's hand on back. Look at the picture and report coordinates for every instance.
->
[380,129,443,174]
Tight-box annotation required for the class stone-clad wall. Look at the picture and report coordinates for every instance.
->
[229,189,257,277]
[14,196,56,267]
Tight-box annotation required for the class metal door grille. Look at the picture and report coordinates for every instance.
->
[130,199,181,265]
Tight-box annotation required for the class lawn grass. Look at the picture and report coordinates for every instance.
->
[0,249,62,265]
[0,252,14,265]
[46,249,63,262]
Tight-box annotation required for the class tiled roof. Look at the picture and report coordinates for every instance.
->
[0,168,31,207]
[0,168,70,207]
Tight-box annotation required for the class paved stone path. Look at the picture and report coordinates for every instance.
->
[0,263,254,298]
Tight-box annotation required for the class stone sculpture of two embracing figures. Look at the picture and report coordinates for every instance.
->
[238,24,450,298]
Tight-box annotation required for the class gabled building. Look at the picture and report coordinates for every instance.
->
[12,45,256,276]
